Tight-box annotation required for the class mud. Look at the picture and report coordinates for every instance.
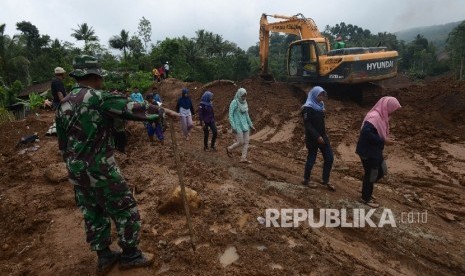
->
[0,74,464,275]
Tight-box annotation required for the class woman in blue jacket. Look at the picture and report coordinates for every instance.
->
[301,86,335,191]
[356,96,401,208]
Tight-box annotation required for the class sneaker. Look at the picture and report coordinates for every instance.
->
[96,250,121,275]
[210,147,217,152]
[325,183,336,192]
[240,158,252,164]
[119,250,154,270]
[360,199,379,208]
[226,147,233,158]
[302,180,317,188]
[204,147,209,152]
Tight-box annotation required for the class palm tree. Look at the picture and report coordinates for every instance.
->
[71,23,99,53]
[109,29,130,61]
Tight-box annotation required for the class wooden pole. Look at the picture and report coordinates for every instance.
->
[168,116,196,251]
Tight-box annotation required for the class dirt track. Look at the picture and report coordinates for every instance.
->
[0,74,464,275]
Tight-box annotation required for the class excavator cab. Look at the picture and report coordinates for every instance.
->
[287,40,320,82]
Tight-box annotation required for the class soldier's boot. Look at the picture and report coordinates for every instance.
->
[119,248,154,270]
[96,248,121,275]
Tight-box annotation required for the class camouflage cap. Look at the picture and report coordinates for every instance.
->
[69,55,107,78]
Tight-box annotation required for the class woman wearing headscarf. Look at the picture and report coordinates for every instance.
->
[356,96,401,208]
[226,88,255,163]
[302,86,335,191]
[199,91,217,151]
[176,88,195,140]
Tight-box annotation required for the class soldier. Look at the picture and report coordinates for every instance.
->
[56,55,179,274]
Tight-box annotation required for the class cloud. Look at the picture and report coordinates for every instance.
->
[1,0,464,50]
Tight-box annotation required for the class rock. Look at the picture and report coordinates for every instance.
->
[157,186,201,214]
[44,162,68,183]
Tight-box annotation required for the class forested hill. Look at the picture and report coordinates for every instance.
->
[395,21,463,48]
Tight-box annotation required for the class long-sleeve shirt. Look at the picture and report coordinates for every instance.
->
[56,85,162,187]
[302,106,327,145]
[198,103,215,123]
[229,99,253,132]
[356,121,385,161]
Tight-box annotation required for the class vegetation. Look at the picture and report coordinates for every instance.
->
[0,17,463,111]
[446,21,465,80]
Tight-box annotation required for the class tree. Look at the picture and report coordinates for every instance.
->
[109,29,130,62]
[137,17,152,52]
[447,21,465,80]
[71,23,99,54]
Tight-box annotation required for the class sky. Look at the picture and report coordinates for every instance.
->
[2,0,465,51]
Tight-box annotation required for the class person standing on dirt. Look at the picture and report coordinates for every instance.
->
[144,93,165,145]
[226,88,255,163]
[152,66,161,82]
[301,86,336,191]
[55,55,179,274]
[356,96,401,208]
[158,65,165,80]
[199,90,217,151]
[164,61,170,78]
[176,88,195,140]
[51,67,67,110]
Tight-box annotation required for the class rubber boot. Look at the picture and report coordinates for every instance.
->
[119,248,154,270]
[96,248,121,275]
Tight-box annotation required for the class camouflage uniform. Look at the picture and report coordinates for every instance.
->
[56,55,162,251]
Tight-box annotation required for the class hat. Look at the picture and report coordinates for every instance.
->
[54,67,66,74]
[166,61,169,64]
[336,36,342,41]
[69,55,107,78]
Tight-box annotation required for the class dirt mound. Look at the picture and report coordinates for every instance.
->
[1,75,465,275]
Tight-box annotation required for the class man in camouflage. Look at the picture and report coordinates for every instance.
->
[56,55,179,274]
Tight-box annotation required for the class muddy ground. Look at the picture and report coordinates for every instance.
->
[0,74,464,275]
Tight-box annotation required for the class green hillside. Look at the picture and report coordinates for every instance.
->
[395,21,464,49]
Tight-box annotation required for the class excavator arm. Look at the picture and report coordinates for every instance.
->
[259,13,327,76]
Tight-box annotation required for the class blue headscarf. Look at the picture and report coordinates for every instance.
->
[200,91,213,106]
[177,88,192,109]
[303,86,326,112]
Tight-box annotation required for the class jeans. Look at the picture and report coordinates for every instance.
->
[303,136,334,184]
[146,122,164,141]
[203,122,217,149]
[361,157,385,201]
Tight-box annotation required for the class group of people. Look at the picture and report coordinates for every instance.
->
[52,54,399,274]
[152,61,170,82]
[301,86,401,208]
[160,86,254,164]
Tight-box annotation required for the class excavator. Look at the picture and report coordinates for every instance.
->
[259,13,398,88]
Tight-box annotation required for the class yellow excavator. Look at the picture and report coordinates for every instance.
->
[259,13,398,85]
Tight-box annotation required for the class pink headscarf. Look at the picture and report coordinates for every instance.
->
[361,96,401,140]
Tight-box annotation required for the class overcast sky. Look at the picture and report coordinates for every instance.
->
[2,0,464,50]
